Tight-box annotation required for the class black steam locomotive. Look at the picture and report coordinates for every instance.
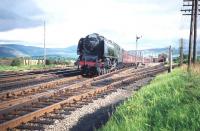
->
[77,33,147,75]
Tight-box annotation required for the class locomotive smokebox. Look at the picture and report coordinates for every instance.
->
[83,34,100,53]
[78,33,104,58]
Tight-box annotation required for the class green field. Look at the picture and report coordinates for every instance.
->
[100,65,200,131]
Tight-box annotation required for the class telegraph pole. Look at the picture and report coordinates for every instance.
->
[44,20,46,66]
[181,0,199,71]
[193,0,198,63]
[188,0,194,69]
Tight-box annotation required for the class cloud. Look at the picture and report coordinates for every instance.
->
[0,0,194,50]
[0,0,44,31]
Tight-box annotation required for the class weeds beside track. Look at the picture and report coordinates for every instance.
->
[100,65,200,131]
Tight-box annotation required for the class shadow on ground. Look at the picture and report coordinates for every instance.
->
[69,100,124,131]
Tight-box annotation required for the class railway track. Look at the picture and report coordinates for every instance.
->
[0,64,168,131]
[0,66,139,110]
[0,69,81,91]
[0,67,78,85]
[0,66,76,79]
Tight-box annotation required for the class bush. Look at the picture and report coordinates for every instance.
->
[10,58,21,66]
[65,61,71,65]
[45,59,51,65]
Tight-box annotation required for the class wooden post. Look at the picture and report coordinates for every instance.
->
[181,0,199,70]
[188,0,195,71]
[193,0,198,63]
[168,45,172,73]
[180,38,183,66]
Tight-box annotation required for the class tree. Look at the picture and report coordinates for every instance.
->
[10,58,21,66]
[45,59,51,65]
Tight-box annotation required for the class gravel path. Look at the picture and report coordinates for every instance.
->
[44,77,154,131]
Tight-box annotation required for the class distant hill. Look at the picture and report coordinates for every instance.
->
[0,44,77,58]
[0,46,28,57]
[1,42,200,58]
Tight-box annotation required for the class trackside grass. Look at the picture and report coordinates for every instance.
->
[99,65,200,131]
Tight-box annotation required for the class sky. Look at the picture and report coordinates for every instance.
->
[0,0,196,50]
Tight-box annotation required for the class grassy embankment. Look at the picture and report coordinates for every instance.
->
[0,65,58,72]
[100,65,200,131]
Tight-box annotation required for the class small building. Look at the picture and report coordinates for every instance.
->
[23,59,44,65]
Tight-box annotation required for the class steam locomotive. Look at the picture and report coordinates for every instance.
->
[77,33,150,75]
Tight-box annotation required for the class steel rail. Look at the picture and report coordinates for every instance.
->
[0,67,137,112]
[0,66,76,79]
[0,65,163,111]
[0,66,137,101]
[0,70,81,91]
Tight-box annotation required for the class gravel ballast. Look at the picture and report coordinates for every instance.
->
[44,77,154,131]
